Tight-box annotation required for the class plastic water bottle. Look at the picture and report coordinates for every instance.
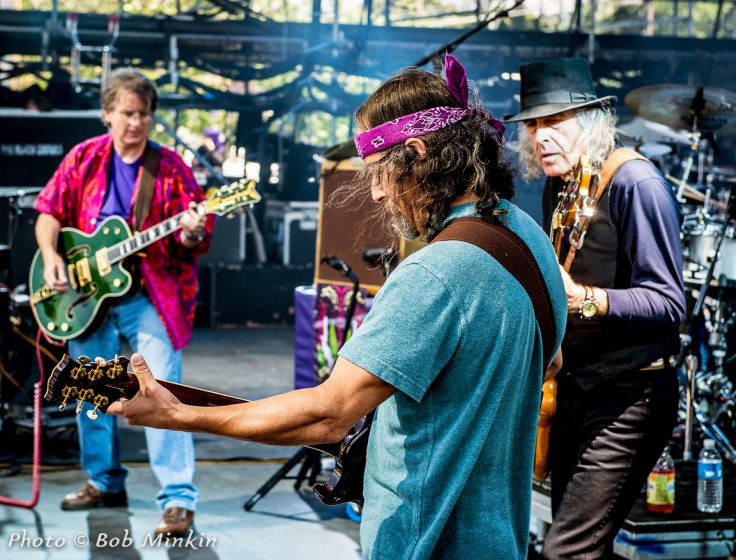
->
[697,439,723,513]
[647,447,675,513]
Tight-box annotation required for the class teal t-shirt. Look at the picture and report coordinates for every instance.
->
[339,201,566,560]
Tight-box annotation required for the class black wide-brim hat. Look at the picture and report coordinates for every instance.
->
[504,57,617,122]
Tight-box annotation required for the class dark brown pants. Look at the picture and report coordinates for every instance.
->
[541,369,679,560]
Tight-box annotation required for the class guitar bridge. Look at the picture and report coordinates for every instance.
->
[31,284,56,305]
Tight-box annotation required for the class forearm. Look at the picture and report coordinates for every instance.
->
[176,386,355,446]
[35,213,61,254]
[112,355,395,448]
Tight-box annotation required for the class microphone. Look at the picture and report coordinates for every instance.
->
[320,255,357,282]
[362,247,397,263]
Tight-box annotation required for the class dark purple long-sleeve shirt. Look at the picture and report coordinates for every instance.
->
[604,159,685,326]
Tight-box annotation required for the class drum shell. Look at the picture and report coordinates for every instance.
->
[686,223,736,283]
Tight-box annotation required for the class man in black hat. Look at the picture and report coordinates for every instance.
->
[506,58,686,558]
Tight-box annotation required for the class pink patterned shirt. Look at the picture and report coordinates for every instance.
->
[34,133,214,351]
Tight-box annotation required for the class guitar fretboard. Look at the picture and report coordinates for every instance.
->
[106,205,206,264]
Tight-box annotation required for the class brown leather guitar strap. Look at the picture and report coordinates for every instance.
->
[431,216,556,367]
[133,143,161,232]
[562,147,647,271]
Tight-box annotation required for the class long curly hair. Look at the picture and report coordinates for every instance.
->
[352,64,514,240]
[516,105,617,180]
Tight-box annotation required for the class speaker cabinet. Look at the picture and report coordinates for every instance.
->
[314,158,423,295]
[199,212,246,266]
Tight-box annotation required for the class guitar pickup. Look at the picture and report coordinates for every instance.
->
[96,249,111,276]
[75,258,92,287]
[67,264,78,289]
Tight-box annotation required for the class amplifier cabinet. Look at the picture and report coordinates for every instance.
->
[200,212,247,266]
[314,158,423,294]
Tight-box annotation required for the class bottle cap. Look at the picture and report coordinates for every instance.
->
[704,439,715,448]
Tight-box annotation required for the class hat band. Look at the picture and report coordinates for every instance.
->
[522,91,599,110]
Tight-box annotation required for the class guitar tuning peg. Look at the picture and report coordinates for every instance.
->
[95,356,106,365]
[75,389,94,414]
[78,355,91,365]
[87,395,108,420]
[59,386,78,412]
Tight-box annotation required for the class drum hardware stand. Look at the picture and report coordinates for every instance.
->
[678,186,736,461]
[244,257,362,512]
[683,352,698,461]
[680,185,736,463]
[688,397,736,465]
[675,83,705,204]
[704,297,736,380]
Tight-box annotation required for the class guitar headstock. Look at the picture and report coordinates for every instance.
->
[573,154,593,198]
[552,154,594,230]
[44,354,135,419]
[205,178,262,216]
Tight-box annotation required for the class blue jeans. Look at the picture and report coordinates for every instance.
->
[69,293,198,512]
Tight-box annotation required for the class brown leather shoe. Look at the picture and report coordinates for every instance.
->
[60,483,128,511]
[154,507,195,537]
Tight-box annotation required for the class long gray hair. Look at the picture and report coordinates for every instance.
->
[516,105,617,180]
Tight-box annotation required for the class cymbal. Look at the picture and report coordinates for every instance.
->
[637,142,672,158]
[625,84,736,133]
[617,116,691,145]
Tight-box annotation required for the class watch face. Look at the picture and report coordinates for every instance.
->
[581,300,597,318]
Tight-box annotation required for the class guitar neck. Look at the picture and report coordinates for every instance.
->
[107,206,202,264]
[153,379,340,457]
[157,379,249,407]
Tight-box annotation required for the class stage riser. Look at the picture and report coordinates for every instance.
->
[532,482,736,560]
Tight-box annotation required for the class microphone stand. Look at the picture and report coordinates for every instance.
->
[244,257,362,511]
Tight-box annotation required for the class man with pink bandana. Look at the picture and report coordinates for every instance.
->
[34,67,213,537]
[108,54,567,558]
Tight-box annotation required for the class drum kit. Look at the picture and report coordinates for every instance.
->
[622,83,736,463]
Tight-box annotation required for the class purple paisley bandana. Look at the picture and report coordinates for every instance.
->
[354,53,506,159]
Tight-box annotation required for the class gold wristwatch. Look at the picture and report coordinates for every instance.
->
[579,286,598,320]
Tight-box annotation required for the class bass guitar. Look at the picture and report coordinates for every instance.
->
[29,179,260,341]
[533,378,557,481]
[44,354,369,506]
[534,156,593,481]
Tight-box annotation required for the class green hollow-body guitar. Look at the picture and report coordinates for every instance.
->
[29,179,260,341]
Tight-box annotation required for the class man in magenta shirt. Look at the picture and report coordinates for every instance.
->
[34,67,214,537]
